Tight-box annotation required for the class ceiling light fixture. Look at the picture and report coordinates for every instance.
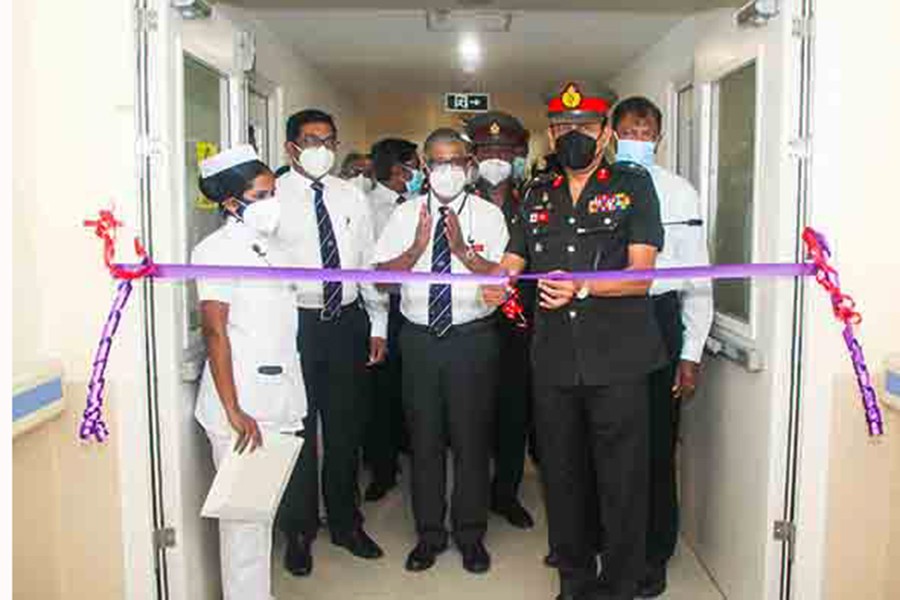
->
[458,33,481,74]
[426,9,512,33]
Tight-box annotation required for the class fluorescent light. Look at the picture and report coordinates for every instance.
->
[426,9,512,33]
[458,34,481,73]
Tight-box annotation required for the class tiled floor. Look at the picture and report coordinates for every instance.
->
[272,465,723,600]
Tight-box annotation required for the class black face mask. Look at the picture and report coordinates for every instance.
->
[555,130,599,171]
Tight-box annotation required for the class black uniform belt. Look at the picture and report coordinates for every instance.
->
[297,300,363,323]
[404,315,495,338]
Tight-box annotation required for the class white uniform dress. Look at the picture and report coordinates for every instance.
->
[192,218,307,600]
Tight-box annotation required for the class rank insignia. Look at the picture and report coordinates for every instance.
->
[535,242,544,253]
[529,210,550,224]
[588,193,632,214]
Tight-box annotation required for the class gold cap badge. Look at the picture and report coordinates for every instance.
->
[561,83,583,110]
[489,121,501,136]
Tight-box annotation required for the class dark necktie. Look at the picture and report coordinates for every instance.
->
[428,206,452,337]
[312,180,343,319]
[395,194,406,206]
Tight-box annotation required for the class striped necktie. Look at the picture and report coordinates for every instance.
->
[312,180,343,319]
[428,206,452,337]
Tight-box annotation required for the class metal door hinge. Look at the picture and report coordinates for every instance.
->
[135,7,159,33]
[792,16,814,38]
[773,519,796,561]
[153,527,176,550]
[136,136,166,158]
[788,137,812,160]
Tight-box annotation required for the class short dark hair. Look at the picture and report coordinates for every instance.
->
[198,160,271,203]
[286,109,337,143]
[370,138,418,183]
[612,96,663,132]
[424,128,468,156]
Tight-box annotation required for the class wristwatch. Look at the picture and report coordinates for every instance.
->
[464,246,478,262]
[575,282,590,301]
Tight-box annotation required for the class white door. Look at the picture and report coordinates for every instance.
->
[138,2,249,598]
[678,5,809,600]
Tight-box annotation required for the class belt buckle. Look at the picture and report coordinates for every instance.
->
[319,307,340,322]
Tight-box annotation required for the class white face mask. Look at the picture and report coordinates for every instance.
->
[478,158,513,187]
[429,164,468,200]
[297,146,335,180]
[240,197,281,236]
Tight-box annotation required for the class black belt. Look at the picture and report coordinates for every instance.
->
[404,315,495,339]
[297,301,363,323]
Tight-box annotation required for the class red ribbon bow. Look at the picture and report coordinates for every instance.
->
[84,210,156,280]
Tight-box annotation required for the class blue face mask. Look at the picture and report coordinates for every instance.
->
[404,167,425,196]
[512,156,527,181]
[616,139,656,168]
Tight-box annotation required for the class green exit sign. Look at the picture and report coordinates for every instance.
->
[445,93,490,113]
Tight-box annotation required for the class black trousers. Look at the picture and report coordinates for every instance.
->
[491,320,532,505]
[534,381,650,598]
[400,320,500,547]
[646,293,684,567]
[276,419,320,540]
[363,296,406,486]
[279,304,370,539]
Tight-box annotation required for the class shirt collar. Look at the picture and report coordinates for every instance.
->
[430,190,469,214]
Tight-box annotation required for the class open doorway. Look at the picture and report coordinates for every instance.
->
[127,1,812,599]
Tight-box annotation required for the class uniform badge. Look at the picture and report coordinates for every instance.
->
[490,121,501,136]
[529,210,549,224]
[588,193,632,214]
[561,83,583,110]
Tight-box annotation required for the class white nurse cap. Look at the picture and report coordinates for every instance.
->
[199,144,261,178]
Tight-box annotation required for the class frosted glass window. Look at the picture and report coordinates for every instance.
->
[676,84,694,185]
[710,61,756,327]
[184,55,230,336]
[248,88,270,165]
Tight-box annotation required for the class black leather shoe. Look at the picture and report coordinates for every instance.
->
[635,564,667,598]
[331,527,384,559]
[284,534,313,577]
[545,549,561,568]
[405,540,448,572]
[364,479,397,503]
[491,498,535,529]
[459,541,491,574]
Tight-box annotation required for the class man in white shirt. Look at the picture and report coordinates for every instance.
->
[374,128,508,576]
[612,97,714,598]
[275,109,388,575]
[361,137,423,502]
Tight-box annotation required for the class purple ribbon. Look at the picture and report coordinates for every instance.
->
[117,261,815,284]
[80,278,133,442]
[842,325,884,436]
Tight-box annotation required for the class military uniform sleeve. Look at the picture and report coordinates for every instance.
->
[627,173,665,251]
[504,196,529,262]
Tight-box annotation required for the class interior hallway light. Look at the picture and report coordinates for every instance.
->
[458,34,482,73]
[172,0,212,20]
[734,0,779,28]
[426,9,512,33]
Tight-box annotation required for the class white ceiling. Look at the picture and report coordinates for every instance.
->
[230,1,736,11]
[234,4,740,97]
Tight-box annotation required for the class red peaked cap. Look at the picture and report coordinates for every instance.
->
[547,82,611,118]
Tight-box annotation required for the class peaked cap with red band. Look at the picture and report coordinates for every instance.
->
[547,82,611,120]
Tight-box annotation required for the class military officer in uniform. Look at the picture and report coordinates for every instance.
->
[483,82,667,600]
[465,111,536,530]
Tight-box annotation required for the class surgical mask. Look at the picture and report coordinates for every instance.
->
[555,130,599,171]
[429,165,468,199]
[478,158,513,187]
[403,167,425,196]
[297,146,335,180]
[237,196,281,235]
[616,139,656,168]
[512,156,527,182]
[351,174,375,193]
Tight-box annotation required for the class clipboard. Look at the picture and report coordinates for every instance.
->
[201,430,303,522]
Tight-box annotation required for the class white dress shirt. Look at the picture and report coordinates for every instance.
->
[373,191,509,327]
[648,165,714,363]
[191,219,307,436]
[367,181,404,239]
[275,169,388,339]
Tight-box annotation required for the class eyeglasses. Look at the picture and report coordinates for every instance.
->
[426,157,470,170]
[294,135,339,150]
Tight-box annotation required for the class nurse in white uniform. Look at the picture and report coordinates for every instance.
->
[192,145,307,600]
